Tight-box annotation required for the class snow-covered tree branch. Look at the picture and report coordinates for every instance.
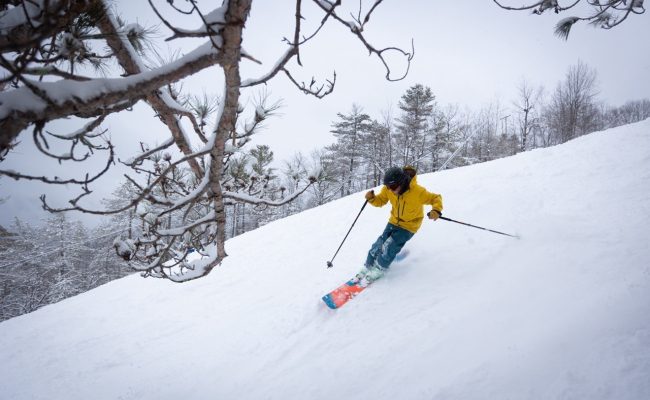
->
[0,0,413,282]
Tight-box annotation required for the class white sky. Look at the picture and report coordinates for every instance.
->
[1,0,649,227]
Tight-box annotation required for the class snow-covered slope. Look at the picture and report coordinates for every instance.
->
[1,120,649,400]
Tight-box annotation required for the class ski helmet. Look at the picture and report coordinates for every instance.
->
[383,167,407,188]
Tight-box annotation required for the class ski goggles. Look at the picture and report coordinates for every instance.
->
[386,182,401,191]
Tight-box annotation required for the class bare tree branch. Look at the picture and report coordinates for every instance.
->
[311,0,414,81]
[0,140,115,185]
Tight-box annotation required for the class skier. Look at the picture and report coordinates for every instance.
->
[356,166,443,286]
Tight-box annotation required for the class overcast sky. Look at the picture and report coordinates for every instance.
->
[1,0,648,228]
[245,0,650,161]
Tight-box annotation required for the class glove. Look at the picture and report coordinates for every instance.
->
[365,190,375,201]
[428,210,441,220]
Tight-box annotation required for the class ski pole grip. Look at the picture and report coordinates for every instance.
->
[427,210,443,219]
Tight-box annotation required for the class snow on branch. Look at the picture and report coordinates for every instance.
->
[147,0,227,42]
[0,0,89,53]
[0,39,224,154]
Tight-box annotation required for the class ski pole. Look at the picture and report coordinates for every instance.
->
[327,200,368,268]
[429,213,519,239]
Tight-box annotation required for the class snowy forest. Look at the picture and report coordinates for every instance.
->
[1,0,648,321]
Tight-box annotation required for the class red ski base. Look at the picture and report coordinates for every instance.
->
[322,280,367,309]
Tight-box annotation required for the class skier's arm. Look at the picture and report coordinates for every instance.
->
[420,188,443,214]
[368,186,389,207]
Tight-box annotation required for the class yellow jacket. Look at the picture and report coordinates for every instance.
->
[368,176,443,233]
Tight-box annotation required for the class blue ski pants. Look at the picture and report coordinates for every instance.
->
[365,223,414,271]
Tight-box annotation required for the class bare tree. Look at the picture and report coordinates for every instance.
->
[0,1,413,282]
[546,61,599,143]
[493,0,646,39]
[513,79,544,151]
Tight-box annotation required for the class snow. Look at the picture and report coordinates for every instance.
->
[0,1,50,34]
[112,237,135,260]
[0,39,223,120]
[241,47,296,87]
[167,5,227,37]
[1,120,650,400]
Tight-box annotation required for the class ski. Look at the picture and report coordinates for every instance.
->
[322,279,367,309]
[322,250,410,309]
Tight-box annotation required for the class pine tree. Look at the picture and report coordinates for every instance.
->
[244,145,281,232]
[250,145,275,177]
[395,84,436,168]
[330,104,372,196]
[365,119,392,186]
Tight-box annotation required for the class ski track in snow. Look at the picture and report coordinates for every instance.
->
[1,120,649,400]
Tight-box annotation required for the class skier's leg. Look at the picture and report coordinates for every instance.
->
[358,225,413,286]
[355,224,395,283]
[373,226,414,270]
[364,224,394,268]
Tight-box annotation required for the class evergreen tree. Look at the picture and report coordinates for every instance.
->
[330,104,372,196]
[395,84,436,168]
[245,145,281,232]
[426,107,449,171]
[250,145,275,177]
[365,119,392,186]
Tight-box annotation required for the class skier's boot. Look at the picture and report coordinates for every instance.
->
[353,265,386,287]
